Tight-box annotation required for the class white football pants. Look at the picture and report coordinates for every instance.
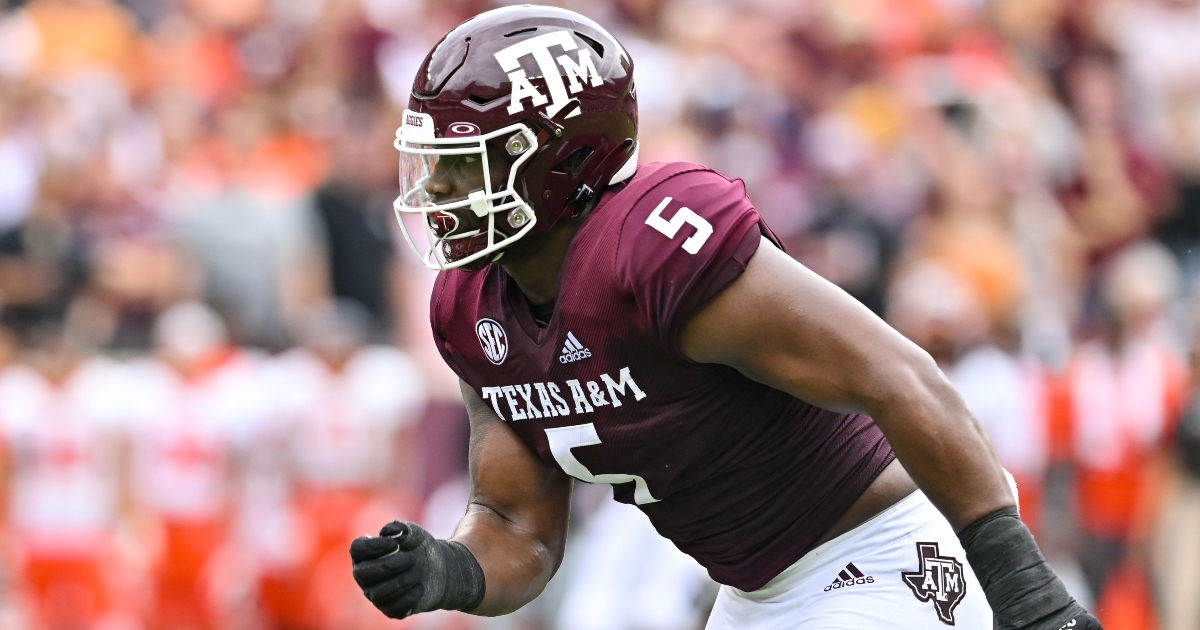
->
[705,489,995,629]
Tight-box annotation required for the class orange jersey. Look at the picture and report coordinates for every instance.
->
[1066,339,1188,537]
[0,360,133,629]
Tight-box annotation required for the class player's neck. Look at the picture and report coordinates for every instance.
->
[499,212,590,306]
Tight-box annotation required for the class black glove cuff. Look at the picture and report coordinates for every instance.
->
[958,506,1089,629]
[436,540,486,612]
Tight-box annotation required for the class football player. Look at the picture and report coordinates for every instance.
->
[0,319,131,630]
[267,300,427,628]
[350,6,1101,629]
[126,303,257,630]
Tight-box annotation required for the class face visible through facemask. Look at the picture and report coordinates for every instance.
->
[424,153,488,236]
[416,142,518,265]
[394,113,542,270]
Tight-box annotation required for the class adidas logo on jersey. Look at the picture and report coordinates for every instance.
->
[559,332,592,364]
[823,563,874,592]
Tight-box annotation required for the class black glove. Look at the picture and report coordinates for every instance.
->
[350,521,486,619]
[959,507,1103,630]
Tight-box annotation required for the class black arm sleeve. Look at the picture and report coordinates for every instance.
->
[958,506,1101,630]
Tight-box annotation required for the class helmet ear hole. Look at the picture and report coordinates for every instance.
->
[575,32,604,57]
[551,147,595,178]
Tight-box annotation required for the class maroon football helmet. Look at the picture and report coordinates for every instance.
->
[393,5,638,270]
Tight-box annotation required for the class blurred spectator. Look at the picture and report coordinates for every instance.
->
[0,164,89,340]
[950,332,1054,519]
[1064,241,1187,623]
[311,98,404,339]
[22,0,141,83]
[1153,93,1200,281]
[169,91,330,349]
[260,299,425,630]
[0,92,39,235]
[907,110,1028,329]
[1058,51,1167,266]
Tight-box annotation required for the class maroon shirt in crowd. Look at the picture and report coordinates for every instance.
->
[431,162,895,591]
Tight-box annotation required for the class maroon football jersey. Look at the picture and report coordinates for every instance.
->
[430,162,895,591]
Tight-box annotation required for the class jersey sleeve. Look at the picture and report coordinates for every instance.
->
[614,168,765,346]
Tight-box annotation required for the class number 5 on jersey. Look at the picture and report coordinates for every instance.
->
[645,196,713,254]
[544,423,659,505]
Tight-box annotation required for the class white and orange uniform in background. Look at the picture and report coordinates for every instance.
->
[124,349,268,630]
[1064,337,1187,627]
[1068,339,1187,543]
[0,358,131,630]
[257,345,426,630]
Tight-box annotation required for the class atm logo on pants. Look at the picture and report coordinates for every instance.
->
[901,542,966,625]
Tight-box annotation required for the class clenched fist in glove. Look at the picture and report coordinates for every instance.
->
[350,521,486,619]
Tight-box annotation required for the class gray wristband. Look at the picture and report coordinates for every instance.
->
[958,506,1090,629]
[436,540,487,612]
[410,536,486,614]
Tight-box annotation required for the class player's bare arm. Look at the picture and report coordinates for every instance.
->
[680,237,1096,629]
[450,379,573,615]
[678,237,1012,531]
[350,380,572,618]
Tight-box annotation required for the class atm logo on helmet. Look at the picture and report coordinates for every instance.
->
[494,30,603,119]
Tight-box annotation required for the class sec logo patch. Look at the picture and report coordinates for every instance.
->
[476,318,509,365]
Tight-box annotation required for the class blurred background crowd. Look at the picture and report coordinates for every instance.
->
[0,0,1199,628]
